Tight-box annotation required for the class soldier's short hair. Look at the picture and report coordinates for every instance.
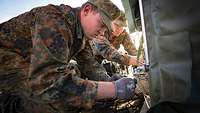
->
[114,11,127,27]
[81,0,121,32]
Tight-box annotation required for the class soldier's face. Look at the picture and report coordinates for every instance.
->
[81,4,107,39]
[111,21,124,37]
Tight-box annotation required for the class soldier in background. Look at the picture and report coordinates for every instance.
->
[94,12,137,64]
[0,0,137,113]
[107,13,137,56]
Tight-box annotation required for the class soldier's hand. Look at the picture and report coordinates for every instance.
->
[114,77,137,99]
[129,56,144,66]
[129,56,138,66]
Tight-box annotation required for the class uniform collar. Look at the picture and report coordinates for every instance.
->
[74,8,84,40]
[64,6,84,40]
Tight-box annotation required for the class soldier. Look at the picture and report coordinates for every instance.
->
[0,0,137,113]
[93,13,138,65]
[75,12,137,81]
[108,12,137,56]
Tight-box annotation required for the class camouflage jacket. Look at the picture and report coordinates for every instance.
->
[109,30,137,56]
[0,4,98,112]
[91,37,132,65]
[91,30,136,65]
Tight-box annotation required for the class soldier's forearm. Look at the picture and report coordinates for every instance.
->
[96,82,116,100]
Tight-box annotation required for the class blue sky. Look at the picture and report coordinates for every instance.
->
[0,0,124,23]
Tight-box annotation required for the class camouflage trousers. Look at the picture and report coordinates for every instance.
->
[74,40,125,82]
[74,41,111,81]
[78,61,111,81]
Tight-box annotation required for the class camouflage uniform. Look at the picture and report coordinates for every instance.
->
[0,4,98,113]
[74,41,110,81]
[75,9,137,81]
[75,30,136,81]
[107,11,136,56]
[74,3,127,81]
[93,29,137,64]
[109,30,137,56]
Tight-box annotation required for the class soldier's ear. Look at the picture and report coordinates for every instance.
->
[82,3,93,16]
